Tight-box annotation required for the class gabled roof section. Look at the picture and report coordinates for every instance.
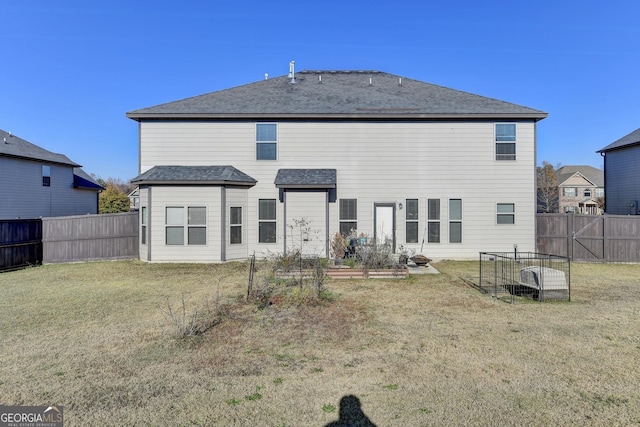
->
[597,127,640,153]
[0,129,81,167]
[127,70,547,121]
[73,168,105,190]
[130,165,257,186]
[275,169,337,189]
[556,165,604,187]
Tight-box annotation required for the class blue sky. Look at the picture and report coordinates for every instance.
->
[2,1,638,180]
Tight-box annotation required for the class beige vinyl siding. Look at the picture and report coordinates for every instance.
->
[149,186,221,262]
[139,120,537,259]
[284,191,327,257]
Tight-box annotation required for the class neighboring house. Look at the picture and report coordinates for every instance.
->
[126,68,547,262]
[0,129,104,219]
[128,188,140,211]
[556,165,604,215]
[597,128,640,215]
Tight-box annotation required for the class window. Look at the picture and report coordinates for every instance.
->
[584,189,591,198]
[141,207,147,245]
[258,199,276,243]
[497,203,515,224]
[42,165,51,187]
[165,206,206,245]
[256,123,277,160]
[449,199,462,243]
[564,187,576,197]
[595,188,605,197]
[230,207,242,244]
[405,199,419,243]
[428,199,440,243]
[188,207,206,245]
[495,123,516,160]
[339,199,357,236]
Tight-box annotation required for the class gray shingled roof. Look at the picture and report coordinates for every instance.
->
[274,169,337,188]
[130,165,257,186]
[597,127,640,153]
[127,70,547,120]
[556,165,604,187]
[1,129,80,166]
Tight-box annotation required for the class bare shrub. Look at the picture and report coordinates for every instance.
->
[161,292,227,338]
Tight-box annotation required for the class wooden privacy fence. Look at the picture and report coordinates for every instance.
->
[43,212,139,263]
[537,213,640,262]
[0,219,43,271]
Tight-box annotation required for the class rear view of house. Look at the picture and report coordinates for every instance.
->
[597,128,640,215]
[0,129,103,219]
[127,68,547,262]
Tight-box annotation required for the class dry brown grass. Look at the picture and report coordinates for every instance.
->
[1,260,639,426]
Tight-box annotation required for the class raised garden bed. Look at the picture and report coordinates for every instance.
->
[276,267,408,280]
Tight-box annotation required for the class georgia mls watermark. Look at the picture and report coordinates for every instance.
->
[0,406,63,427]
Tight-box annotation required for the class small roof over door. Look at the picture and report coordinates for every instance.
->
[274,169,337,189]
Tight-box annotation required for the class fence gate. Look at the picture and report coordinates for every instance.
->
[537,213,640,262]
[572,215,604,261]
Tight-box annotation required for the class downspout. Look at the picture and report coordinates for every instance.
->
[221,187,226,261]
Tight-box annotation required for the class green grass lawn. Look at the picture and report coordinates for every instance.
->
[1,260,639,426]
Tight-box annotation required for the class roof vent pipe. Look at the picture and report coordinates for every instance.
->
[264,73,268,80]
[369,77,373,86]
[318,75,322,83]
[399,77,402,86]
[288,61,296,84]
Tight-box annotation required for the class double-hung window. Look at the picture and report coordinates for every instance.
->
[428,199,441,243]
[339,199,357,236]
[256,123,277,160]
[495,123,516,160]
[405,199,419,243]
[564,187,576,197]
[449,199,462,243]
[258,199,277,243]
[584,189,591,198]
[230,207,242,244]
[497,203,515,224]
[141,206,147,245]
[165,206,206,245]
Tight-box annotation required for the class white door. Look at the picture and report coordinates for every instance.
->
[375,205,395,250]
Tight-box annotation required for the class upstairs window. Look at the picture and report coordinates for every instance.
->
[595,188,605,197]
[564,187,576,197]
[584,189,591,198]
[256,123,277,160]
[405,199,419,243]
[495,123,516,160]
[42,165,51,187]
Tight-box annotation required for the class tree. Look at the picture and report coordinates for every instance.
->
[537,161,559,213]
[99,185,131,213]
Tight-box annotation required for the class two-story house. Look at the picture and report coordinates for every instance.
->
[127,68,547,262]
[0,129,104,219]
[597,128,640,215]
[556,165,604,214]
